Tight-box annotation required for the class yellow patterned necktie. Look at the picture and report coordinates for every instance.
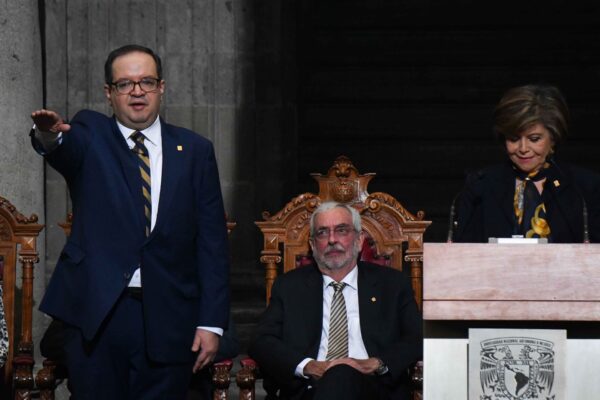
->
[130,131,151,236]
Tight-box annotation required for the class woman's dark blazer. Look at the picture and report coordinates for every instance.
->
[453,161,600,243]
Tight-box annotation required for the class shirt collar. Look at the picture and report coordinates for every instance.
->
[322,264,358,291]
[117,116,161,146]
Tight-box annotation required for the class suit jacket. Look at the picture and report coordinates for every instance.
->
[34,110,230,363]
[454,161,600,243]
[248,262,423,399]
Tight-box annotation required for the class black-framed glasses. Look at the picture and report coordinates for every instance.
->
[110,77,162,95]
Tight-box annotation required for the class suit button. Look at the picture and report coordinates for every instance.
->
[124,272,131,280]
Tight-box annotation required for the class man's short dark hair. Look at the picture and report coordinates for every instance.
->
[104,44,163,84]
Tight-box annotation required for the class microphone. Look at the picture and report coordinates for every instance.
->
[446,192,460,243]
[548,157,590,243]
[448,170,485,243]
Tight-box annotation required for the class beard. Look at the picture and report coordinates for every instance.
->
[313,239,361,271]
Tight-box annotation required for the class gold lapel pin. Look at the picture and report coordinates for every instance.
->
[177,145,183,151]
[371,297,377,303]
[553,179,560,187]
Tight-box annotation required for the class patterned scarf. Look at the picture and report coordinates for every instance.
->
[513,163,551,238]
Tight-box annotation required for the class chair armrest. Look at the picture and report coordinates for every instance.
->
[212,359,234,398]
[410,360,423,400]
[236,357,257,400]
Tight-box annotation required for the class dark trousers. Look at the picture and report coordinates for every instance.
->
[63,292,194,400]
[300,364,390,400]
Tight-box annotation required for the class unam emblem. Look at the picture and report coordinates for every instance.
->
[479,337,555,400]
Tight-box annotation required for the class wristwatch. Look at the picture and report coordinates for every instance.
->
[374,358,389,376]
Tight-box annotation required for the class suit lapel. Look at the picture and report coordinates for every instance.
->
[151,120,184,238]
[305,266,325,357]
[108,117,146,234]
[544,171,580,241]
[491,164,517,230]
[357,263,381,352]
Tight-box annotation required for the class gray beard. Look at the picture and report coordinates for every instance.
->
[313,240,361,271]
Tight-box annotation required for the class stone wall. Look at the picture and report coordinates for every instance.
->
[42,0,272,314]
[0,0,45,364]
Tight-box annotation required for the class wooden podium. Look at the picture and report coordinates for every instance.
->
[421,242,600,399]
[423,242,600,321]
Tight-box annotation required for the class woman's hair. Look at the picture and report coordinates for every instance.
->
[493,84,569,144]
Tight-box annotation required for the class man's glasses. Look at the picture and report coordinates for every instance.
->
[110,77,162,95]
[313,224,356,241]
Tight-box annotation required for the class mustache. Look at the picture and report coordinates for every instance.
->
[323,244,345,254]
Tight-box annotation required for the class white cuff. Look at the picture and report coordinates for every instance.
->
[295,358,313,378]
[32,124,62,152]
[196,326,224,336]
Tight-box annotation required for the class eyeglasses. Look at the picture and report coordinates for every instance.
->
[110,77,162,95]
[313,224,356,241]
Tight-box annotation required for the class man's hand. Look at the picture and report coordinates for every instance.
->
[31,109,71,133]
[327,357,380,375]
[303,360,331,380]
[191,329,219,373]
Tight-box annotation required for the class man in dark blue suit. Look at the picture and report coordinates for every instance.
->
[31,44,230,399]
[249,202,422,400]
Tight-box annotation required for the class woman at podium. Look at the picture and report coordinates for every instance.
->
[453,84,600,243]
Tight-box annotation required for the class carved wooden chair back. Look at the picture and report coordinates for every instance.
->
[256,156,431,309]
[0,196,43,398]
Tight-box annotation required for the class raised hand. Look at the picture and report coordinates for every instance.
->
[31,109,71,133]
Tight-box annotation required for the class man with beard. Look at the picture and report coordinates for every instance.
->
[249,202,422,400]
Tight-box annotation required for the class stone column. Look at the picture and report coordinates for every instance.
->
[0,0,46,360]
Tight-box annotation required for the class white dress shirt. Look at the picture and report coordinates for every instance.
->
[295,265,369,377]
[116,117,162,288]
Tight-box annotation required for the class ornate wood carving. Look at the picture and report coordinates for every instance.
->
[36,360,57,400]
[0,218,11,241]
[236,359,257,400]
[57,213,73,237]
[256,155,431,308]
[212,360,233,400]
[261,193,320,222]
[0,196,38,225]
[411,361,424,400]
[0,196,43,399]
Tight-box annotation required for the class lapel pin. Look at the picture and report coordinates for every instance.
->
[553,180,560,187]
[177,145,183,151]
[371,297,377,303]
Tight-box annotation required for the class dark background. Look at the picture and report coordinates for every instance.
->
[258,0,600,242]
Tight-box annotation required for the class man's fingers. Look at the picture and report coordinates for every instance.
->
[191,331,202,352]
[192,349,211,373]
[191,329,219,372]
[31,109,70,133]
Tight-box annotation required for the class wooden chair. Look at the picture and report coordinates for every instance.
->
[238,156,430,400]
[36,214,238,400]
[0,196,43,400]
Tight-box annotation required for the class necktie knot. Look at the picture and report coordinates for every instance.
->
[330,281,346,293]
[130,131,149,157]
[130,130,145,143]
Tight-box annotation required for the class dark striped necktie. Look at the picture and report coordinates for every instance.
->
[326,281,348,360]
[130,131,151,236]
